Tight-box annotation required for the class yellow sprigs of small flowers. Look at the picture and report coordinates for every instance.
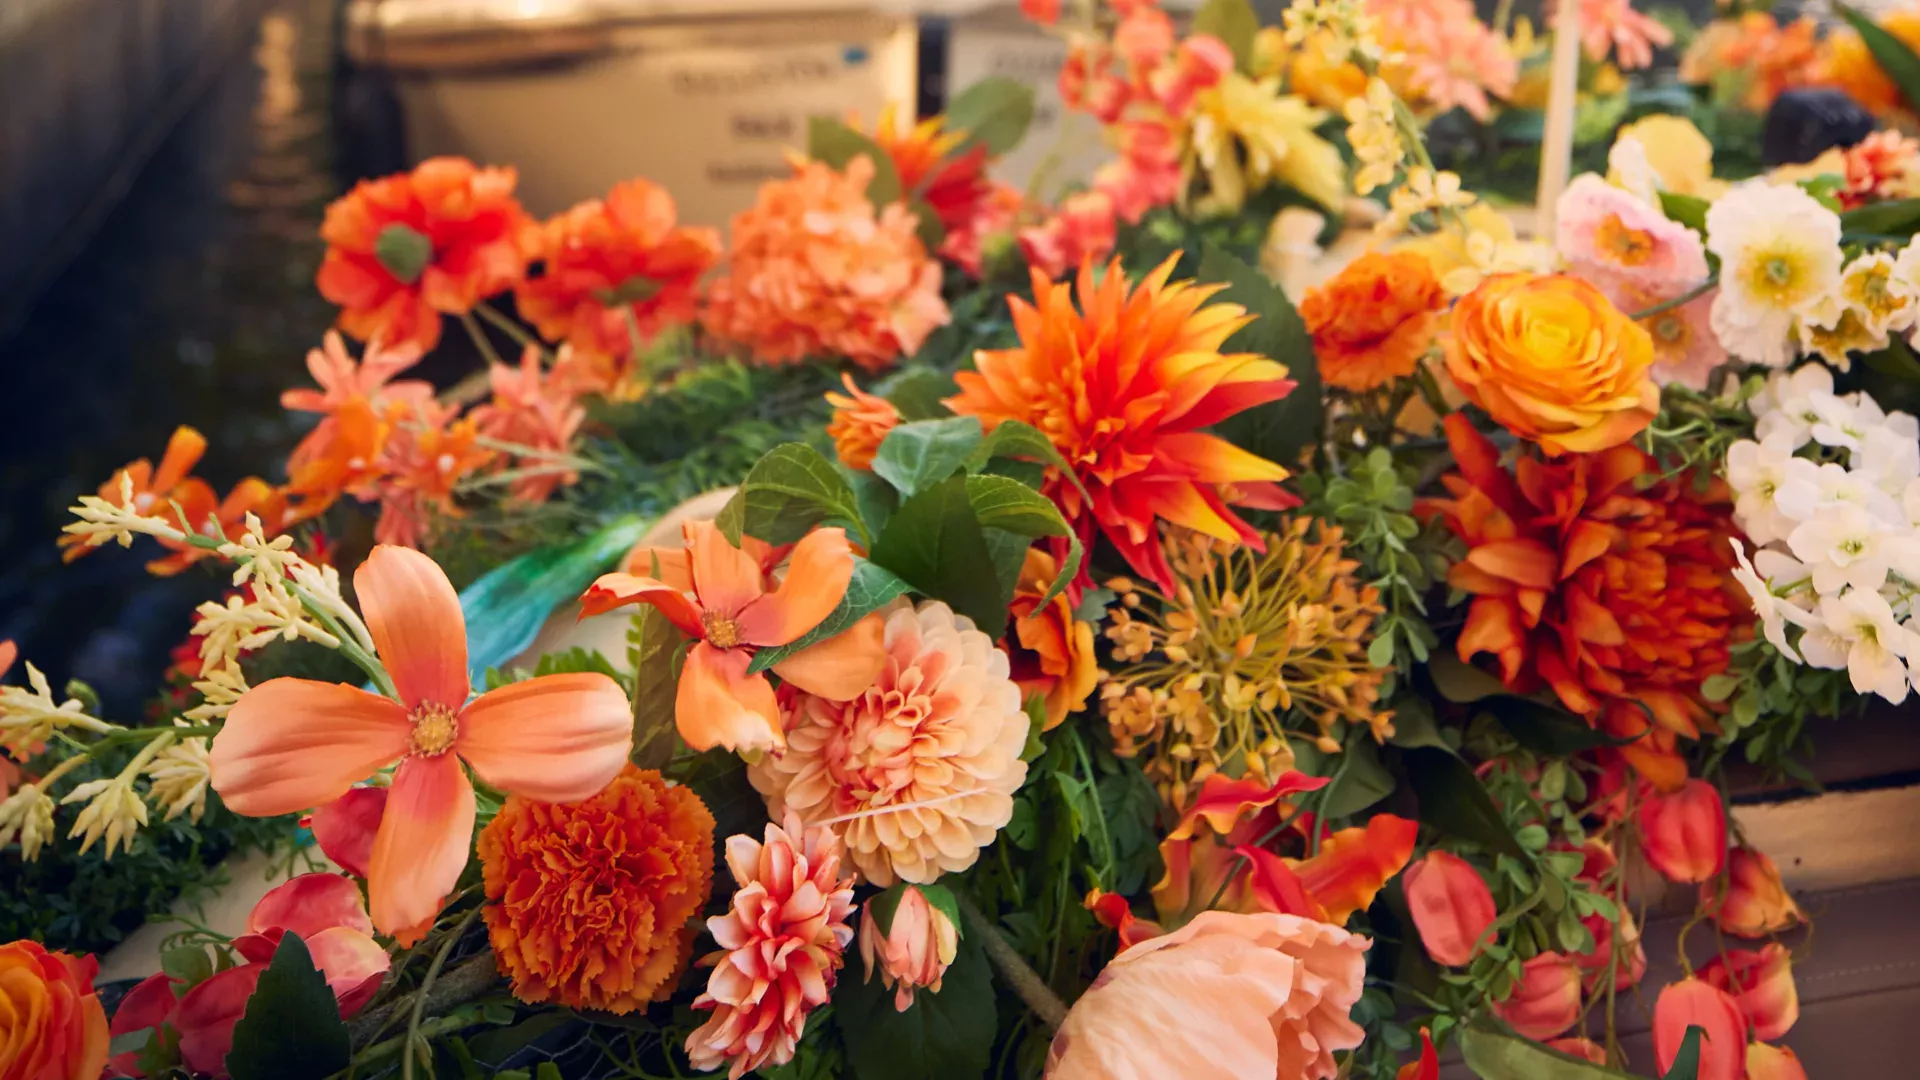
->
[1099,519,1392,808]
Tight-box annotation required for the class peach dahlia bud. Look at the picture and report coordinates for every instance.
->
[1402,850,1497,966]
[1636,779,1727,884]
[858,883,961,1012]
[1491,952,1582,1041]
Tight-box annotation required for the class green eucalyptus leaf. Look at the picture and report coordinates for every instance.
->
[808,116,903,205]
[748,557,913,674]
[225,934,351,1080]
[1459,1018,1640,1079]
[944,76,1036,158]
[872,417,985,498]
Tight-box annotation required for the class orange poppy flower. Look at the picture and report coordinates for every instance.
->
[945,257,1296,592]
[579,521,886,754]
[316,157,531,354]
[514,178,720,379]
[209,545,632,942]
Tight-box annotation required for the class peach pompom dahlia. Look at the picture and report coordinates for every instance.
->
[750,599,1030,886]
[687,816,857,1080]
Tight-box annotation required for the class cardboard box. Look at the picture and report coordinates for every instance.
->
[940,4,1109,200]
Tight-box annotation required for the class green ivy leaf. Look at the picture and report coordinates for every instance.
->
[870,476,1006,630]
[944,76,1036,159]
[835,931,996,1080]
[808,117,903,205]
[1837,4,1920,115]
[872,417,986,498]
[1459,1018,1642,1079]
[964,474,1083,604]
[716,443,866,546]
[225,934,350,1080]
[627,608,685,769]
[1192,0,1260,73]
[966,419,1090,502]
[1405,748,1527,860]
[748,557,913,674]
[1195,244,1320,469]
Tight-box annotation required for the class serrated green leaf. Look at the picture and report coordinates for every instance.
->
[225,934,350,1080]
[1195,245,1319,469]
[835,931,996,1080]
[966,419,1090,501]
[1838,4,1920,115]
[749,557,913,674]
[870,475,1007,630]
[872,417,985,498]
[1406,748,1527,860]
[944,76,1036,158]
[877,367,958,421]
[1193,0,1260,72]
[460,515,651,692]
[964,474,1083,605]
[628,608,684,769]
[1459,1018,1639,1079]
[808,116,903,205]
[716,443,865,546]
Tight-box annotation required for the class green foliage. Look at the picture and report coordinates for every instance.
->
[873,417,987,497]
[461,516,652,690]
[226,933,351,1080]
[808,117,903,204]
[1638,381,1761,486]
[1459,1018,1654,1079]
[1837,4,1920,115]
[1195,245,1323,469]
[1841,197,1920,237]
[483,645,627,693]
[1705,637,1859,784]
[835,933,997,1080]
[945,77,1038,159]
[1193,0,1260,73]
[628,609,686,770]
[717,442,869,547]
[870,476,1006,629]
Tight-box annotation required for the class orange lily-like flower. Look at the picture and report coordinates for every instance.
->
[209,546,632,943]
[579,521,885,754]
[59,426,208,561]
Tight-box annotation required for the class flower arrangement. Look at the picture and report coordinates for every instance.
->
[2,1,1916,1078]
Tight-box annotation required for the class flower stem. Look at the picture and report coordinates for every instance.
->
[1630,276,1717,321]
[956,892,1069,1032]
[402,906,485,1080]
[474,301,551,359]
[458,312,505,370]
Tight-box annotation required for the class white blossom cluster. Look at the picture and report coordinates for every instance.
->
[1725,365,1920,703]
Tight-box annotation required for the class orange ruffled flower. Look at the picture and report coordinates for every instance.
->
[514,178,719,391]
[210,545,633,943]
[945,257,1297,593]
[1299,250,1447,392]
[0,939,108,1080]
[1682,13,1819,112]
[579,520,886,754]
[1009,547,1101,729]
[1445,272,1658,456]
[871,107,996,265]
[825,373,901,470]
[469,348,587,505]
[282,331,434,516]
[479,765,715,1014]
[1422,415,1745,789]
[370,402,494,549]
[703,156,949,373]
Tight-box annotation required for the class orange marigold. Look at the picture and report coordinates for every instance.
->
[945,257,1297,593]
[703,156,949,373]
[825,373,901,470]
[514,178,720,390]
[478,765,716,1014]
[316,157,531,354]
[1420,415,1745,790]
[1300,250,1447,392]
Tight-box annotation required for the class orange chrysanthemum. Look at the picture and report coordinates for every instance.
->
[316,157,531,354]
[478,765,716,1014]
[1420,415,1745,790]
[1299,250,1446,392]
[514,178,720,392]
[945,257,1297,593]
[825,373,901,470]
[703,156,949,373]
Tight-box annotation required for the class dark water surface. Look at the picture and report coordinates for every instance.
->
[0,0,341,716]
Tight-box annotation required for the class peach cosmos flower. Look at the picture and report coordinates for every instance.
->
[1009,547,1101,730]
[825,373,901,471]
[946,257,1296,594]
[210,545,632,943]
[1045,911,1368,1080]
[479,765,715,1014]
[580,520,886,754]
[1573,0,1672,70]
[703,155,948,373]
[688,815,857,1080]
[0,939,108,1080]
[370,401,495,548]
[751,600,1030,885]
[316,157,530,354]
[281,331,433,517]
[514,177,719,381]
[1300,249,1447,392]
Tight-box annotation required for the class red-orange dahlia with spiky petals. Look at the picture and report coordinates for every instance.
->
[316,157,531,354]
[514,178,720,383]
[945,257,1298,593]
[1421,415,1745,790]
[478,765,715,1014]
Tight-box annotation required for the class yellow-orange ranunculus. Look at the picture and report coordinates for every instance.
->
[1444,272,1658,456]
[0,940,108,1080]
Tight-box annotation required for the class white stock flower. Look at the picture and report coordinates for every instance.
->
[1803,590,1915,703]
[1726,435,1821,544]
[1775,460,1906,526]
[1705,182,1843,366]
[1752,365,1836,446]
[1731,540,1804,661]
[0,784,56,861]
[1859,424,1920,498]
[1787,504,1920,594]
[61,771,150,859]
[146,728,212,824]
[1905,476,1920,526]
